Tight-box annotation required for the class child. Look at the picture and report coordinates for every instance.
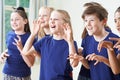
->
[37,6,54,40]
[0,7,35,80]
[22,9,78,80]
[114,7,120,33]
[69,5,120,80]
[78,2,111,80]
[98,6,120,74]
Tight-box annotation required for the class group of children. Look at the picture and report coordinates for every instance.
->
[0,1,120,80]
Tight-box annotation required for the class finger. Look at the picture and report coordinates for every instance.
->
[67,56,75,59]
[4,53,9,57]
[94,60,99,65]
[14,38,18,43]
[17,35,21,42]
[97,41,103,52]
[114,41,120,48]
[88,53,96,61]
[12,42,17,46]
[116,45,120,50]
[86,54,91,60]
[91,54,96,61]
[109,37,119,41]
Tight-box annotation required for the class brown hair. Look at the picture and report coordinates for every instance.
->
[115,7,120,13]
[13,7,30,33]
[83,2,102,8]
[81,5,109,39]
[81,2,111,39]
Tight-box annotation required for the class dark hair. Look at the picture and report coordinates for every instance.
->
[82,6,108,21]
[81,6,109,39]
[16,7,25,11]
[83,2,102,7]
[13,7,30,33]
[115,7,120,13]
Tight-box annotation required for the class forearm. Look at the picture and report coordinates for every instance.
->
[68,40,79,67]
[81,58,90,69]
[21,54,35,67]
[22,34,36,55]
[107,49,120,74]
[101,57,110,67]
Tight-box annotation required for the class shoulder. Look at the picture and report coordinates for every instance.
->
[108,32,119,38]
[40,35,53,41]
[7,30,15,35]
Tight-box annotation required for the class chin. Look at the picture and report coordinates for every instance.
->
[88,32,93,36]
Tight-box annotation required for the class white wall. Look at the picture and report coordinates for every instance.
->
[47,0,120,80]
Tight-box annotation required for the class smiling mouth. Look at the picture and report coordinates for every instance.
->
[51,26,56,28]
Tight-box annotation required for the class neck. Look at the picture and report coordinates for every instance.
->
[15,30,25,35]
[93,29,109,42]
[44,28,51,35]
[53,32,64,40]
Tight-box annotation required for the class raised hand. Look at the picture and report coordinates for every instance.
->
[63,23,73,42]
[97,41,113,52]
[13,35,23,52]
[31,19,41,36]
[109,37,120,50]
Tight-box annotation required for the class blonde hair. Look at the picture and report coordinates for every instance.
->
[38,6,54,40]
[54,9,74,39]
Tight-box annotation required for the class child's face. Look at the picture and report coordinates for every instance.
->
[49,11,65,35]
[114,12,120,33]
[38,8,50,28]
[84,14,104,36]
[10,12,27,32]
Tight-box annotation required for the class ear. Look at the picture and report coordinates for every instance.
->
[24,19,28,24]
[103,18,107,25]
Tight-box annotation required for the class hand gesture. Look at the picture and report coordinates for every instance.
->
[68,53,84,67]
[86,53,105,65]
[63,23,73,42]
[31,19,41,36]
[0,51,9,63]
[13,35,23,52]
[109,37,120,50]
[78,48,83,55]
[97,41,113,52]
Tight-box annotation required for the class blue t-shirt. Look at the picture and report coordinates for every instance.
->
[3,31,32,77]
[82,32,120,80]
[34,36,78,80]
[78,27,112,80]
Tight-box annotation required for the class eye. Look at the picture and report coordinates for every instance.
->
[54,19,59,21]
[114,19,117,23]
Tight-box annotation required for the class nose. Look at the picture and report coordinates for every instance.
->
[49,19,55,24]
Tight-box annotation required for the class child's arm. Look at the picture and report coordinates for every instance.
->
[0,49,9,63]
[22,20,41,56]
[68,53,90,69]
[98,40,120,74]
[13,35,36,67]
[63,23,79,67]
[86,53,110,66]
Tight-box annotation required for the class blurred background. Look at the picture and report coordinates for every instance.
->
[0,0,120,80]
